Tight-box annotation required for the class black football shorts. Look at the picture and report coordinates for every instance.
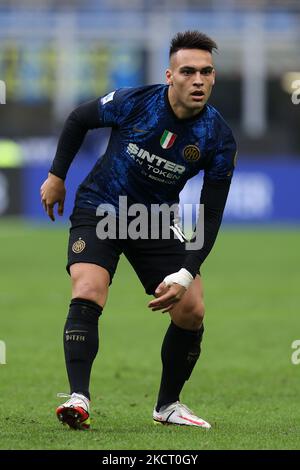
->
[67,207,193,295]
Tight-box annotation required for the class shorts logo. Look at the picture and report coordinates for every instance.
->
[72,238,86,253]
[183,145,201,162]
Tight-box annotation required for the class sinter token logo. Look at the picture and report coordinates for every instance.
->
[72,238,86,253]
[183,145,201,161]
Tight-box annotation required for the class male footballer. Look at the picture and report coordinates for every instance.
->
[41,31,236,430]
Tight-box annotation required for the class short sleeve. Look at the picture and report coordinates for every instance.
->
[204,125,237,182]
[97,88,135,128]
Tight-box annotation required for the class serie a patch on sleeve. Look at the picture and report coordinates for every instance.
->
[101,91,116,105]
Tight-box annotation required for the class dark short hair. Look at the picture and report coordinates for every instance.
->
[169,30,218,57]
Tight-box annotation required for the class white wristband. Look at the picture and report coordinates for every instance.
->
[163,268,194,290]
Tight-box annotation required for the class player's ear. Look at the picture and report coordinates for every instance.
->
[166,69,173,86]
[212,69,216,85]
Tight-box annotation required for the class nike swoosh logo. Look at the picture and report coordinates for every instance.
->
[179,415,207,426]
[133,127,149,133]
[65,330,88,334]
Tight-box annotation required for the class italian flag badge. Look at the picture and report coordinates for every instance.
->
[160,130,177,149]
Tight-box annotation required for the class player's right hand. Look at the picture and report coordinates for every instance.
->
[40,172,66,221]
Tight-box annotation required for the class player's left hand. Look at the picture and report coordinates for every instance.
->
[148,268,193,313]
[148,282,187,313]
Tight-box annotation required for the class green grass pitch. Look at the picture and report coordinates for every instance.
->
[0,219,299,450]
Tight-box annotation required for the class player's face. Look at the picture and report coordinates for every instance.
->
[166,49,215,117]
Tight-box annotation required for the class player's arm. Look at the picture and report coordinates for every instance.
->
[40,99,101,221]
[41,88,134,221]
[182,177,232,277]
[149,127,237,312]
[50,99,101,180]
[149,179,232,311]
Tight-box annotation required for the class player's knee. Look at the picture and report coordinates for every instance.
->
[71,275,106,306]
[73,281,99,303]
[192,301,205,327]
[184,300,205,329]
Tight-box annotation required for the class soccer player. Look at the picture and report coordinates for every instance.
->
[41,31,237,430]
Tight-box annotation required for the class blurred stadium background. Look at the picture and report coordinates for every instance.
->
[0,0,300,221]
[0,0,300,451]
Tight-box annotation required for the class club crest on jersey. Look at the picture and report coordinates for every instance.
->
[72,238,86,254]
[160,130,177,149]
[183,145,201,162]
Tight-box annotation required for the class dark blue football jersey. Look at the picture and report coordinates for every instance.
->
[75,84,237,213]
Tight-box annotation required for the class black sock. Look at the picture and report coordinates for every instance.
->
[63,298,102,400]
[156,321,204,411]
